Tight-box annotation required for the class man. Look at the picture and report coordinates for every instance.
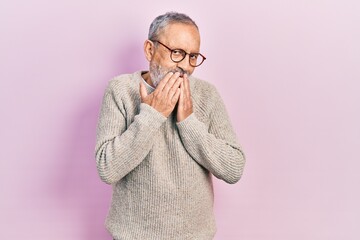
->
[95,12,245,240]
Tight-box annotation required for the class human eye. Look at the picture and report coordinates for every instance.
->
[172,49,183,56]
[189,53,199,60]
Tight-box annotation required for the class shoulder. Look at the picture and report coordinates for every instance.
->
[103,71,144,105]
[190,76,221,103]
[101,71,143,113]
[106,71,141,95]
[191,76,216,91]
[190,76,225,121]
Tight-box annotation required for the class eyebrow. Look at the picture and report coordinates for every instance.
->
[166,42,200,54]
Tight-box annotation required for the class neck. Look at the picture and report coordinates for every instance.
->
[141,71,155,88]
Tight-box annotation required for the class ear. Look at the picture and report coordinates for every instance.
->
[144,40,155,62]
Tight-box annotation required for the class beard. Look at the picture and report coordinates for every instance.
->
[149,61,190,87]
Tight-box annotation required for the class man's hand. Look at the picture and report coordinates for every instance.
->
[177,74,193,122]
[140,72,183,117]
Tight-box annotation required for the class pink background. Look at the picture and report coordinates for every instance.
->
[1,0,359,239]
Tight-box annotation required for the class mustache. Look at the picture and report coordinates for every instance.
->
[169,68,189,77]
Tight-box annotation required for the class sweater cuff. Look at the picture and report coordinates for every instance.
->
[176,113,205,139]
[137,103,167,128]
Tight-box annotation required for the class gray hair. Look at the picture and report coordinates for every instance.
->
[148,12,198,41]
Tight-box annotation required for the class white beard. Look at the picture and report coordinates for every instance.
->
[149,62,189,87]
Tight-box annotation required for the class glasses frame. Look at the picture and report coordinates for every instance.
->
[151,40,206,67]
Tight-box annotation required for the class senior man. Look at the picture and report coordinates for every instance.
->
[95,12,245,240]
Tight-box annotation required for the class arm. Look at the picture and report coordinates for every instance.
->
[176,84,245,184]
[95,82,166,184]
[95,72,183,184]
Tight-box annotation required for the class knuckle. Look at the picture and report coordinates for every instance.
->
[154,91,161,98]
[168,89,175,96]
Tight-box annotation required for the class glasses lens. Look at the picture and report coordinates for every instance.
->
[171,50,186,62]
[189,54,205,67]
[170,48,205,67]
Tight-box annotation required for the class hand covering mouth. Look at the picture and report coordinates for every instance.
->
[170,68,187,78]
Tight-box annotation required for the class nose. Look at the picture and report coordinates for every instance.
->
[176,54,193,73]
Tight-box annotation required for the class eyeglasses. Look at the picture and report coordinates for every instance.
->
[151,40,206,67]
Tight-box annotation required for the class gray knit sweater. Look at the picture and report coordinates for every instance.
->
[95,71,245,240]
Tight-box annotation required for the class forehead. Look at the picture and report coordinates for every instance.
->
[159,23,200,52]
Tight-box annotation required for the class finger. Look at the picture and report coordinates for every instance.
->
[139,82,148,100]
[171,88,181,105]
[167,74,183,99]
[155,72,174,92]
[163,71,180,95]
[172,74,183,90]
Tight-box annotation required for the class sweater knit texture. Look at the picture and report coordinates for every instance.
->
[95,71,245,240]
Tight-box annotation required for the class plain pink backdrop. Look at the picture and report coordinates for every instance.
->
[1,0,359,239]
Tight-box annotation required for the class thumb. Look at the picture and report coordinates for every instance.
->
[139,82,148,100]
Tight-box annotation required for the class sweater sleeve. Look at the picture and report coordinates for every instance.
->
[176,86,245,184]
[95,83,167,184]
